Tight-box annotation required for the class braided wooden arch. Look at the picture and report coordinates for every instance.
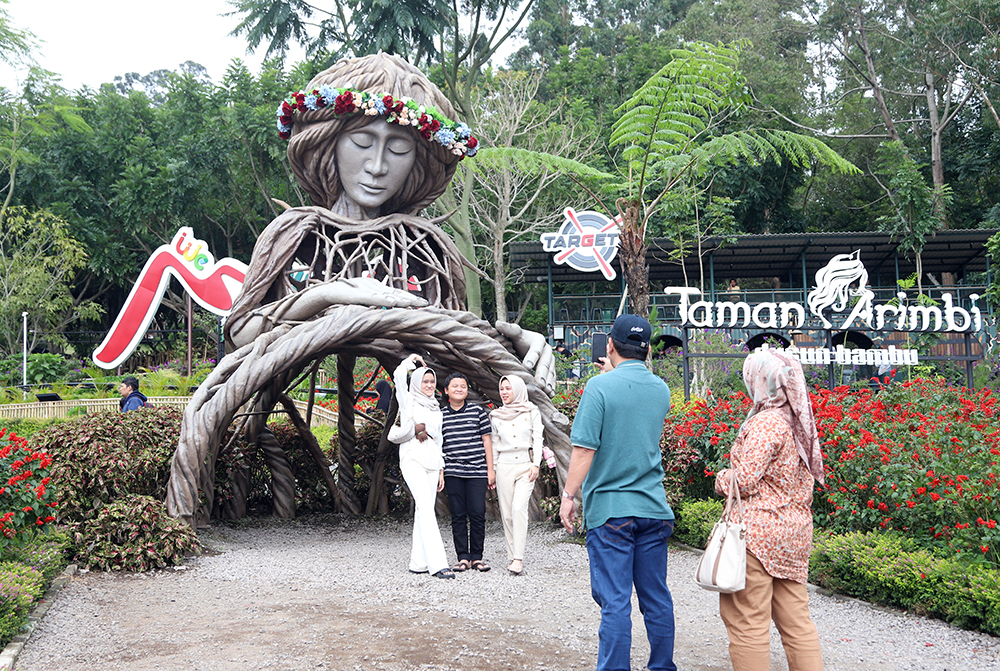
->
[166,305,571,527]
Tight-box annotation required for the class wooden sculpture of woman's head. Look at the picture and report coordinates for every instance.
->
[284,53,471,219]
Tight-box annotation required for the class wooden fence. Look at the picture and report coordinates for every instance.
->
[0,397,339,426]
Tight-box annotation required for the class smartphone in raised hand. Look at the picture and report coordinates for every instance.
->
[591,333,607,363]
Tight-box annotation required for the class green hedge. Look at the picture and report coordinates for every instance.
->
[674,498,723,548]
[0,560,46,646]
[811,531,1000,636]
[0,418,62,439]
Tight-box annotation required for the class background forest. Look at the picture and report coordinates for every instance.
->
[1,0,999,362]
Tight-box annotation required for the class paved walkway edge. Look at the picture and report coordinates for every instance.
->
[0,564,77,671]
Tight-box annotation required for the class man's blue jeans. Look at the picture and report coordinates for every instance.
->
[587,517,676,671]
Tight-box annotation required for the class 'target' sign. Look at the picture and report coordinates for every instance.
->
[540,208,621,280]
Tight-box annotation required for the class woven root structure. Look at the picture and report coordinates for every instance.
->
[167,305,571,527]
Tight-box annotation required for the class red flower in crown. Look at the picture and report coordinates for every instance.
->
[383,95,394,108]
[313,90,327,108]
[467,137,478,149]
[334,91,356,115]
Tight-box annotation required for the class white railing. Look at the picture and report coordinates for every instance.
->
[0,397,339,426]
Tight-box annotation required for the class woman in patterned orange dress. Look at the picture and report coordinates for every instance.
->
[715,349,826,671]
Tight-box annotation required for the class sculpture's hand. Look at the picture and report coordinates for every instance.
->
[495,321,556,396]
[334,277,429,309]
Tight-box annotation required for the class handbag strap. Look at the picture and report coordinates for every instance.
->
[722,469,744,524]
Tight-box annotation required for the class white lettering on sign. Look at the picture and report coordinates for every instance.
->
[664,251,981,333]
[757,343,920,366]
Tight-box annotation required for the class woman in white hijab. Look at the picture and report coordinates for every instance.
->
[392,353,454,579]
[714,349,825,670]
[490,374,544,575]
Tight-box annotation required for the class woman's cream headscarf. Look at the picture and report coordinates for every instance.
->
[742,350,825,484]
[490,375,536,421]
[407,366,439,411]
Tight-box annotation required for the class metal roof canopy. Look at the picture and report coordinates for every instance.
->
[509,229,997,286]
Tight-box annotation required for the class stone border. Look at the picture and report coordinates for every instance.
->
[0,564,77,670]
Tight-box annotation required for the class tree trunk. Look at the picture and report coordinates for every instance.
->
[616,198,649,318]
[494,231,507,321]
[855,11,901,142]
[443,167,482,316]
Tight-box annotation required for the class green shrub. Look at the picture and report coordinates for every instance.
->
[0,418,61,439]
[1,531,69,582]
[0,353,70,387]
[674,498,724,548]
[30,407,183,522]
[0,561,45,646]
[67,495,200,571]
[811,531,1000,635]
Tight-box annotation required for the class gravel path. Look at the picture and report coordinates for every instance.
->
[13,515,1000,670]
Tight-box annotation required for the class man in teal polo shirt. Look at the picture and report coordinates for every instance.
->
[560,314,675,671]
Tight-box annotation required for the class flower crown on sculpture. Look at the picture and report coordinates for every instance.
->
[277,86,479,158]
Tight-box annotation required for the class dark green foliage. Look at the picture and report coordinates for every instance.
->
[0,353,70,386]
[66,495,200,571]
[811,531,1000,636]
[673,498,724,548]
[31,407,183,522]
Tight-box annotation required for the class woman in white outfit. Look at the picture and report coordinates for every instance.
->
[392,353,455,579]
[491,375,544,575]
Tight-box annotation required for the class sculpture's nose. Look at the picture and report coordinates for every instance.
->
[366,146,390,177]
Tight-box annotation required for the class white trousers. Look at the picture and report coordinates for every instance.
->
[400,459,448,574]
[495,461,536,561]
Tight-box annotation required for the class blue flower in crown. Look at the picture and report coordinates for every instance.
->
[304,94,320,111]
[277,118,291,133]
[455,122,471,140]
[371,98,387,114]
[317,84,337,101]
[466,145,478,157]
[434,128,456,146]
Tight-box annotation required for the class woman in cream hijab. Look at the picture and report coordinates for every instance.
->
[392,353,454,579]
[490,375,544,575]
[715,349,825,670]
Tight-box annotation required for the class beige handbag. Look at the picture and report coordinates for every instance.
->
[694,470,747,593]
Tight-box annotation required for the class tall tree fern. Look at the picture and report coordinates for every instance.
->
[609,41,860,317]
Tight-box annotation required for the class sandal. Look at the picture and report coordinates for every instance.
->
[452,560,471,572]
[433,568,456,580]
[471,560,491,572]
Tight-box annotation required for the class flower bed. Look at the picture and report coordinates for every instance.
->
[667,379,1000,567]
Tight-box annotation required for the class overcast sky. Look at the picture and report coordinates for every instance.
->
[2,0,305,91]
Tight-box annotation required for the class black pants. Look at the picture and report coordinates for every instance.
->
[444,476,487,562]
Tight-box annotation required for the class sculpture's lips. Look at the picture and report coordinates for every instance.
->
[359,183,386,194]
